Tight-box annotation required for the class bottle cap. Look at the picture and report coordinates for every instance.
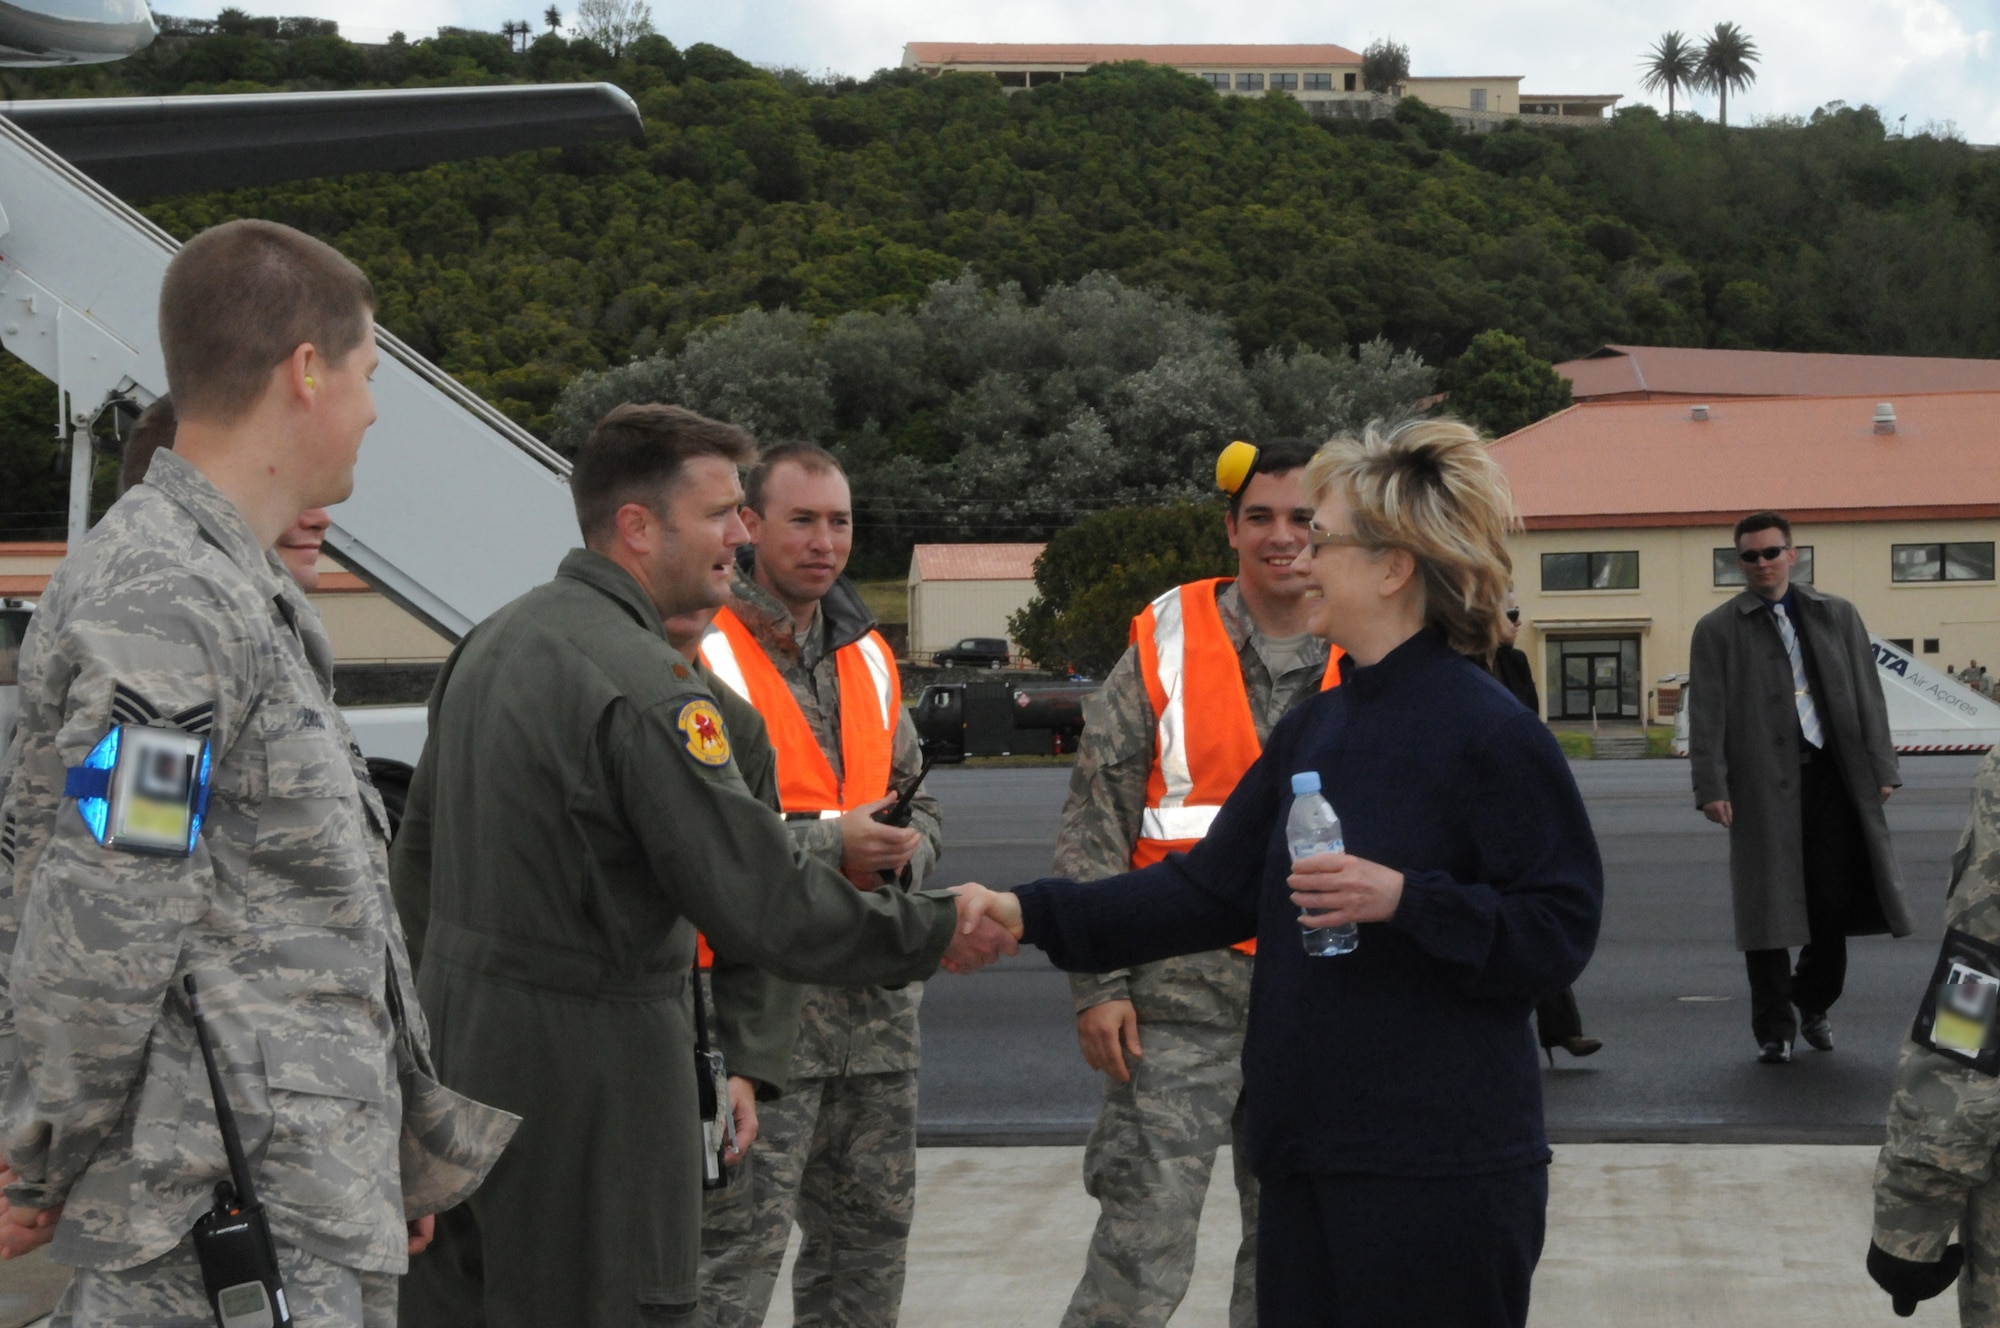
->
[1290,771,1321,795]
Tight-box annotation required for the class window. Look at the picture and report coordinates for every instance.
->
[1469,88,1487,111]
[1305,72,1332,90]
[1541,551,1639,592]
[1893,542,1996,582]
[1344,72,1357,90]
[1925,638,1941,653]
[1271,72,1298,90]
[1201,73,1230,89]
[1027,70,1062,87]
[1890,638,1915,651]
[1237,72,1264,91]
[1714,546,1814,586]
[994,71,1026,87]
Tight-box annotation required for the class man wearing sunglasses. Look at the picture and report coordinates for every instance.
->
[1688,511,1910,1064]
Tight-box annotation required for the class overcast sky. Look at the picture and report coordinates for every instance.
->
[153,0,2000,142]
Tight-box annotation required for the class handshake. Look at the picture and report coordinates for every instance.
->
[940,884,1025,975]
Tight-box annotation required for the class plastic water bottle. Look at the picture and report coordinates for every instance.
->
[1288,771,1357,957]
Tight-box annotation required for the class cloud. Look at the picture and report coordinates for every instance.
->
[150,0,2000,141]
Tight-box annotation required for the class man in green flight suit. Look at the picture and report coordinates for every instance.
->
[392,403,1017,1327]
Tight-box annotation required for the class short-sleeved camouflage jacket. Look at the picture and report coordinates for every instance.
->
[0,450,505,1274]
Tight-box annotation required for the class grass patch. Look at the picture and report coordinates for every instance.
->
[855,579,908,625]
[1554,731,1594,759]
[1646,725,1677,758]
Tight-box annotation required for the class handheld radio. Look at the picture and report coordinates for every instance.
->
[870,747,939,885]
[184,976,293,1328]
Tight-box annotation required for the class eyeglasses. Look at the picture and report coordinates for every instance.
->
[1307,523,1373,553]
[1737,545,1791,563]
[1506,608,1521,624]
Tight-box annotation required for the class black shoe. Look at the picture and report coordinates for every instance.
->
[1560,1036,1603,1059]
[1799,1011,1833,1051]
[1758,1040,1793,1064]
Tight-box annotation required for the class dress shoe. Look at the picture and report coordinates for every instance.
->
[1561,1036,1603,1058]
[1799,1011,1833,1051]
[1758,1040,1793,1064]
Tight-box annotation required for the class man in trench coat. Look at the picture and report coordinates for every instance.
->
[1689,510,1911,1063]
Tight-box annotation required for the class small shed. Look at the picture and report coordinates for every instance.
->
[907,543,1044,663]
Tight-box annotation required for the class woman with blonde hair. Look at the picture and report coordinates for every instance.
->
[960,418,1603,1325]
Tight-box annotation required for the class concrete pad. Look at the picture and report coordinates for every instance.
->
[758,1144,1955,1326]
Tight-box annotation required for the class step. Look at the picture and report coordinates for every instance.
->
[1592,733,1650,760]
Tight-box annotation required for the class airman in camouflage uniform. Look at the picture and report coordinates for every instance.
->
[0,448,514,1325]
[1873,745,2000,1322]
[1058,576,1327,1328]
[699,561,942,1328]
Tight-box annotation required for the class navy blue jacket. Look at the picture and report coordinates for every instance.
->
[1017,627,1603,1179]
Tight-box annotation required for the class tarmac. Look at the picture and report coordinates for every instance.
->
[1,1142,1947,1326]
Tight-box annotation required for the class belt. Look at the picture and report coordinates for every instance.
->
[426,919,691,1002]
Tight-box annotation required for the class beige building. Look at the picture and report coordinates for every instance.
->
[907,543,1044,663]
[898,43,1605,121]
[0,542,450,665]
[1492,392,2000,724]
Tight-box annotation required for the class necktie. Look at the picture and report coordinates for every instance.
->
[1771,602,1824,749]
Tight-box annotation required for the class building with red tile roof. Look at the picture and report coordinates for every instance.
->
[1490,392,2000,723]
[1555,344,2000,403]
[907,542,1044,663]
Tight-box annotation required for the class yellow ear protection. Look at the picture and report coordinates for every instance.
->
[1216,440,1259,496]
[304,375,316,389]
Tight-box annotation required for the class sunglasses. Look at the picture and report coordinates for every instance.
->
[1307,523,1373,552]
[1737,545,1790,563]
[1506,608,1521,624]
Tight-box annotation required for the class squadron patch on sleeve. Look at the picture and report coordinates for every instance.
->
[676,698,732,767]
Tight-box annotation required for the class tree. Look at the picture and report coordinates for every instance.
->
[1360,39,1409,94]
[571,0,651,56]
[1438,330,1572,438]
[542,5,561,33]
[1638,31,1699,119]
[1696,21,1759,128]
[1008,502,1234,675]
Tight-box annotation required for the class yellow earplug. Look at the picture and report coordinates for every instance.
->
[1215,440,1259,496]
[304,375,316,389]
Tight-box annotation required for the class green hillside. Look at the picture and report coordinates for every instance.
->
[3,19,1996,544]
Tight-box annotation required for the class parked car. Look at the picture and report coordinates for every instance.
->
[932,636,1010,669]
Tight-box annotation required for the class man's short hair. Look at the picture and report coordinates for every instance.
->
[744,441,844,514]
[1734,511,1792,545]
[571,403,756,545]
[118,396,178,495]
[160,219,376,426]
[1228,438,1320,518]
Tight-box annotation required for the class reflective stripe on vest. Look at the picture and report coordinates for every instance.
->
[699,607,900,815]
[1132,579,1343,953]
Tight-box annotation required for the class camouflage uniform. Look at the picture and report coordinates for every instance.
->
[1875,746,2000,1324]
[1058,581,1327,1328]
[0,451,512,1326]
[699,566,941,1328]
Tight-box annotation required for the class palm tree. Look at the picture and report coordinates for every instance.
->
[1696,21,1760,127]
[543,4,562,34]
[1638,31,1699,119]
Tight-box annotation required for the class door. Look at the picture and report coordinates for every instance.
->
[1548,637,1642,720]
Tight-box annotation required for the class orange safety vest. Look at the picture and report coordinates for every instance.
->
[694,606,903,968]
[1132,578,1342,955]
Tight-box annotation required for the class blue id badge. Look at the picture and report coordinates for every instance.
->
[66,724,213,856]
